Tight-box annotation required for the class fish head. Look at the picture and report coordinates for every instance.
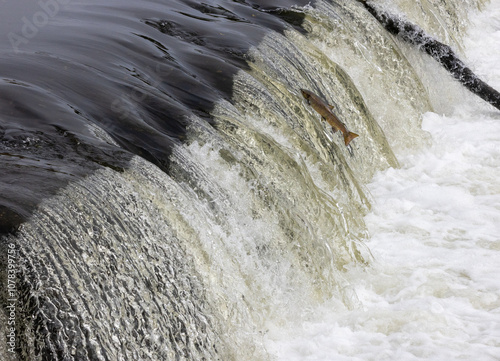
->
[300,88,312,100]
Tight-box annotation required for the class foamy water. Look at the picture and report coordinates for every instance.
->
[266,2,500,360]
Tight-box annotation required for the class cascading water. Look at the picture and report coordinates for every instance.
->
[1,0,496,360]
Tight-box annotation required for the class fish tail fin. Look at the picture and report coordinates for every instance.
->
[344,132,359,146]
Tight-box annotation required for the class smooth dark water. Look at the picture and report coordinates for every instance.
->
[0,0,308,234]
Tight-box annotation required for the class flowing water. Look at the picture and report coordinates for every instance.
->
[0,0,498,360]
[266,1,500,359]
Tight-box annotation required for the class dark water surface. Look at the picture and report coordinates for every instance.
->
[0,0,308,234]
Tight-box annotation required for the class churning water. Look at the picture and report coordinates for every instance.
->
[0,0,498,360]
[266,1,500,359]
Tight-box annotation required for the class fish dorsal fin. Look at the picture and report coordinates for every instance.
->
[328,104,335,110]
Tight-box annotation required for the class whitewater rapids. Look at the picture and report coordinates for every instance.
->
[265,2,500,360]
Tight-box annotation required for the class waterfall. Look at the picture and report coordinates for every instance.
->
[0,0,488,359]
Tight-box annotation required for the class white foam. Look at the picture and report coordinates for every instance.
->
[265,2,500,360]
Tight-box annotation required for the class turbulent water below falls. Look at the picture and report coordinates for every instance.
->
[266,2,500,360]
[0,0,498,360]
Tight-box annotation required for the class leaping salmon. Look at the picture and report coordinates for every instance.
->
[300,89,359,146]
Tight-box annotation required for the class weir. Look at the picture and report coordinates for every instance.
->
[0,0,487,359]
[358,0,500,111]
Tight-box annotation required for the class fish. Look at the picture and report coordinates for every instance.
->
[300,89,359,146]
